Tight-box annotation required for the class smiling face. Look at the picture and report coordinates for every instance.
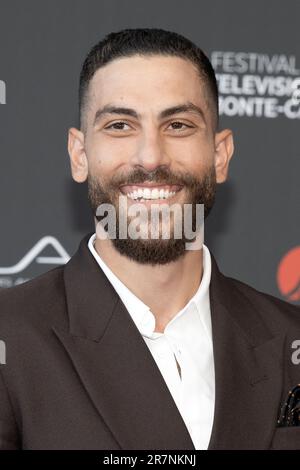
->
[68,54,234,264]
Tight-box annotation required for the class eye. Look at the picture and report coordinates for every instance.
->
[168,121,193,130]
[104,121,131,130]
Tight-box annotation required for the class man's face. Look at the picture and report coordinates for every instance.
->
[68,55,233,264]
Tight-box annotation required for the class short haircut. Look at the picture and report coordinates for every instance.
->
[79,28,219,132]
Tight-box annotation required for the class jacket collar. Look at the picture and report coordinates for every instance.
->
[53,233,285,449]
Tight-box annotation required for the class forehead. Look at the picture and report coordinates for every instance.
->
[87,55,208,113]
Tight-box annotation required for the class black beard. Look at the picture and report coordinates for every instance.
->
[88,166,217,265]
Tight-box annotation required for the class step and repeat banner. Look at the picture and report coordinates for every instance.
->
[0,0,299,303]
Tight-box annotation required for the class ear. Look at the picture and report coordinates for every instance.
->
[213,129,234,183]
[67,127,88,182]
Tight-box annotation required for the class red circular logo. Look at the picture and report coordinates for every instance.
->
[277,246,300,302]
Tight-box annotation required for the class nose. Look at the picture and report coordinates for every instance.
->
[132,127,171,172]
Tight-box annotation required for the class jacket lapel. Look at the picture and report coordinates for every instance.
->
[207,255,285,449]
[53,234,195,450]
[53,233,286,450]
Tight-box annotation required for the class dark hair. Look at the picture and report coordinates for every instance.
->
[79,28,219,132]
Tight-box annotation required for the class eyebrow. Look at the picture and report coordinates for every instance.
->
[93,101,206,126]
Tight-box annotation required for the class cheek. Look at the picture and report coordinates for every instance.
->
[168,138,214,171]
[89,135,134,167]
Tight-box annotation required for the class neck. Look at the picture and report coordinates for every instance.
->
[94,234,204,333]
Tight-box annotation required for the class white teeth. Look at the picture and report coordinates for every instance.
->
[126,187,178,200]
[151,188,160,199]
[143,188,151,198]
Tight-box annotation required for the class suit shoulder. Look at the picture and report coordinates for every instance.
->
[225,273,300,327]
[0,266,66,329]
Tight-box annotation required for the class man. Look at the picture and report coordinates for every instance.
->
[0,28,299,450]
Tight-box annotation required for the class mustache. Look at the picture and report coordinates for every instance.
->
[107,167,200,189]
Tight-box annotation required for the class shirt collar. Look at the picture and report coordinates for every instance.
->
[88,233,212,338]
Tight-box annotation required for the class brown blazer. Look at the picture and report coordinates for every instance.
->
[0,233,300,450]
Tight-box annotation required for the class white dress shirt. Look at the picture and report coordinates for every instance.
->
[88,233,215,449]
